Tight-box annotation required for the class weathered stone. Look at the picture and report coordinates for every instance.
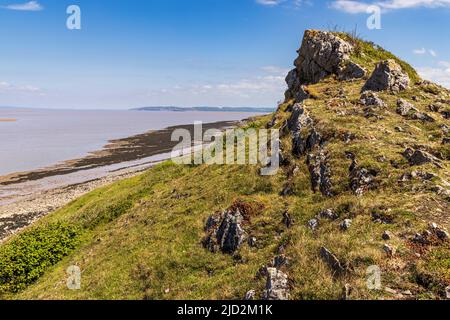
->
[412,112,435,122]
[349,159,377,196]
[285,30,364,102]
[244,290,256,300]
[272,255,289,269]
[307,151,333,197]
[285,69,309,102]
[403,148,439,166]
[397,99,418,116]
[360,91,386,108]
[382,231,393,240]
[287,104,312,132]
[445,286,450,300]
[362,59,410,93]
[320,247,345,274]
[383,244,396,257]
[294,30,353,84]
[248,237,257,247]
[263,268,290,300]
[319,209,338,220]
[203,209,247,254]
[429,223,449,240]
[338,61,366,81]
[282,211,294,228]
[340,219,352,231]
[308,218,319,231]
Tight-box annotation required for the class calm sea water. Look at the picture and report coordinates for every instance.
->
[0,108,265,176]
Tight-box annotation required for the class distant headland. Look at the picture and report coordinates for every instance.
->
[132,106,275,113]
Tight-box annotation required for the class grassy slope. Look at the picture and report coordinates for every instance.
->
[1,33,449,300]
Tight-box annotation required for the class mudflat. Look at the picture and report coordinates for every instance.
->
[0,119,244,242]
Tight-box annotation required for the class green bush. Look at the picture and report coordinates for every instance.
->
[0,223,80,293]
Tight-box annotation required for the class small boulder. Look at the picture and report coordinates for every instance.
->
[282,211,294,228]
[340,219,352,231]
[403,148,439,166]
[397,99,417,116]
[360,91,386,108]
[338,61,366,81]
[382,231,393,240]
[319,209,338,220]
[307,218,319,231]
[262,268,290,300]
[244,290,256,300]
[446,286,450,300]
[362,59,410,93]
[320,247,345,274]
[383,244,396,257]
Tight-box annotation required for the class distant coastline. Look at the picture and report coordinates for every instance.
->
[132,106,275,113]
[0,118,16,122]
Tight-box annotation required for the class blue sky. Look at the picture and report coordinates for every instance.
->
[0,0,449,109]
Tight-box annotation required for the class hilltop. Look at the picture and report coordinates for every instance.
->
[0,30,449,300]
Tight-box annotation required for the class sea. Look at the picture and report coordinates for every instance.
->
[0,107,265,177]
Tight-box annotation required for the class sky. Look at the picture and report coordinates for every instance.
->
[0,0,449,109]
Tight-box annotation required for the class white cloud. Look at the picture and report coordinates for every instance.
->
[0,80,42,94]
[1,1,43,11]
[255,0,311,7]
[256,0,284,6]
[260,65,290,74]
[417,64,450,88]
[413,48,438,57]
[145,71,287,107]
[331,0,450,14]
[413,48,426,55]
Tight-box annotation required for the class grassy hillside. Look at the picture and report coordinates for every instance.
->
[1,32,449,300]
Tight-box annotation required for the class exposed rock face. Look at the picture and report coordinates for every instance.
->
[338,61,366,81]
[263,268,290,300]
[320,247,345,274]
[307,151,333,197]
[288,104,312,132]
[362,59,410,93]
[285,70,309,102]
[203,209,247,254]
[285,30,365,102]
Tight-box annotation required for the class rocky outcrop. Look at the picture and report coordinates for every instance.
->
[320,247,345,275]
[362,59,410,93]
[307,151,333,197]
[203,209,247,254]
[285,30,365,102]
[262,268,290,300]
[397,99,435,122]
[349,157,377,196]
[288,104,312,132]
[402,148,441,167]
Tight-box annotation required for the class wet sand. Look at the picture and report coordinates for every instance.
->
[0,119,243,242]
